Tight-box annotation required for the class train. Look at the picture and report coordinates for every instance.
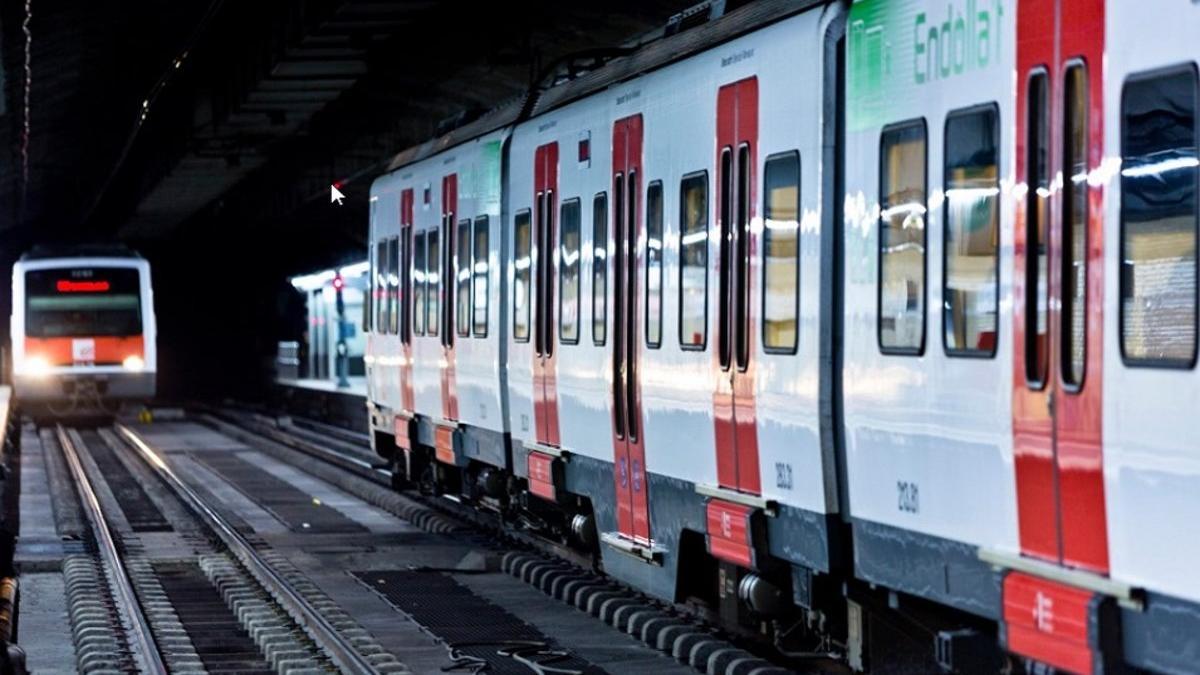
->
[10,245,157,414]
[364,0,1200,672]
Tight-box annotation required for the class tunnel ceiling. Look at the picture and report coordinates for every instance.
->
[0,0,697,273]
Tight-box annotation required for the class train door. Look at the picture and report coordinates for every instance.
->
[1013,0,1107,573]
[714,77,762,495]
[532,143,561,446]
[610,115,651,544]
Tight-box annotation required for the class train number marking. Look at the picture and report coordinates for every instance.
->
[774,462,794,491]
[897,481,920,514]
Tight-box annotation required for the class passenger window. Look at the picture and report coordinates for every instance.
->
[879,121,927,354]
[457,219,471,338]
[514,211,532,342]
[400,228,412,343]
[1121,66,1199,367]
[426,230,440,337]
[646,181,664,348]
[1025,73,1050,386]
[679,172,708,350]
[388,237,400,335]
[413,232,426,336]
[365,242,373,333]
[375,242,387,333]
[943,105,1000,356]
[1062,64,1088,386]
[763,152,800,353]
[472,216,488,337]
[592,193,608,346]
[559,199,582,344]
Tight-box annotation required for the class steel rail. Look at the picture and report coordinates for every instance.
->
[113,423,377,675]
[56,425,168,675]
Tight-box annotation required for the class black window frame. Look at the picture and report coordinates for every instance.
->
[413,231,427,336]
[1119,63,1200,370]
[592,192,608,346]
[472,215,489,338]
[645,179,665,349]
[1024,69,1050,388]
[558,198,583,345]
[456,218,472,339]
[942,102,1001,359]
[426,228,440,338]
[877,118,929,356]
[678,170,709,352]
[513,209,533,343]
[1061,60,1089,388]
[761,150,801,356]
[388,236,400,335]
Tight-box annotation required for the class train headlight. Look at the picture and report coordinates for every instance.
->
[122,355,145,372]
[20,356,51,378]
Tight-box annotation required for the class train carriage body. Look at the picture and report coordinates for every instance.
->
[11,248,156,410]
[502,2,846,598]
[367,128,511,473]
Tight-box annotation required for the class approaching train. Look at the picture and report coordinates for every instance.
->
[364,0,1200,672]
[11,245,157,412]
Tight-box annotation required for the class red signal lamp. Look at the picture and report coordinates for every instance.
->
[332,274,345,290]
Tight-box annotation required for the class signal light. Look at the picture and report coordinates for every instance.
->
[332,274,345,290]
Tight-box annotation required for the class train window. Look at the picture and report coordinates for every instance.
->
[24,268,142,338]
[514,210,532,342]
[427,229,440,337]
[413,232,426,336]
[679,172,708,350]
[763,152,800,353]
[457,219,471,338]
[879,121,927,354]
[735,144,751,369]
[388,237,400,335]
[646,181,664,348]
[943,104,1000,357]
[366,243,373,333]
[375,242,387,334]
[592,193,608,346]
[472,216,488,337]
[1062,64,1088,386]
[718,149,733,369]
[1025,73,1050,386]
[1121,66,1199,367]
[560,199,582,344]
[400,227,412,343]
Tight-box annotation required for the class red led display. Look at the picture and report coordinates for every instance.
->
[56,280,110,293]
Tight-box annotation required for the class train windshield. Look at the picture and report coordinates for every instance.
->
[25,268,142,337]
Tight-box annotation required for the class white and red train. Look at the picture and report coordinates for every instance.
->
[365,0,1200,672]
[10,245,157,412]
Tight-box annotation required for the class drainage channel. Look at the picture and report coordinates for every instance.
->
[113,422,408,675]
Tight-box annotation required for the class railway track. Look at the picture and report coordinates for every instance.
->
[49,423,410,674]
[203,406,824,675]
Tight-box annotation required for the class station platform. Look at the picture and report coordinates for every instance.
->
[273,377,367,433]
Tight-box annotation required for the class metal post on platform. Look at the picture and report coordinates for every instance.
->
[334,274,350,389]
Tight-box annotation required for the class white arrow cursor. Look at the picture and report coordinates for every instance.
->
[330,184,346,205]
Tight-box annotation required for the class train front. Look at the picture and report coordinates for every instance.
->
[11,255,156,413]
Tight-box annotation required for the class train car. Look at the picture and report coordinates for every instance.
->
[503,0,847,618]
[365,0,1200,671]
[845,0,1200,672]
[11,245,157,413]
[365,114,513,497]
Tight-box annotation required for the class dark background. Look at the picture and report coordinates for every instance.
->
[0,0,694,400]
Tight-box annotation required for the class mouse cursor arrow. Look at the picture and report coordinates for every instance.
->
[330,184,346,205]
